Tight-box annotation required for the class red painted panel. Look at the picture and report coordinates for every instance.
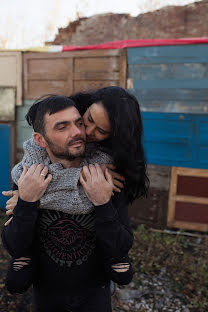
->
[62,38,208,51]
[175,201,208,223]
[177,175,208,198]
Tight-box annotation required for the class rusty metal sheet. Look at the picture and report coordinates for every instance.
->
[0,88,16,121]
[0,52,22,106]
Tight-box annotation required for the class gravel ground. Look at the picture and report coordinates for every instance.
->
[112,270,192,312]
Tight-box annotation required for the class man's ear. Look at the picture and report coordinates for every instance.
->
[33,132,48,148]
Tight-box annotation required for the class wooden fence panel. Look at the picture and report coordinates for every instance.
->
[168,167,208,232]
[0,52,22,106]
[23,49,126,99]
[128,44,208,114]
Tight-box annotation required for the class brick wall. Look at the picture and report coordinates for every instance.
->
[47,0,208,46]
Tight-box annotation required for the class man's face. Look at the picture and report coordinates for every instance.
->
[43,106,86,161]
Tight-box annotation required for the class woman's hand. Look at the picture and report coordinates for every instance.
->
[2,190,19,216]
[80,164,114,206]
[18,164,52,202]
[100,164,125,193]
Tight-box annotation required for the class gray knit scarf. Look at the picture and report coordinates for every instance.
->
[12,138,112,215]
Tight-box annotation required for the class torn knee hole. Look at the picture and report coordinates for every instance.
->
[13,257,31,271]
[111,263,130,273]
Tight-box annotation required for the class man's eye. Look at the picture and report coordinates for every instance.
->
[78,121,84,127]
[58,126,66,130]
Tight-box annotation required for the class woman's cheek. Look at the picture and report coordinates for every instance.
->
[96,133,107,141]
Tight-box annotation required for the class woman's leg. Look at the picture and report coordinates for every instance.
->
[6,256,33,294]
[109,255,133,286]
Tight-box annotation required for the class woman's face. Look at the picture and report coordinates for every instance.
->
[83,102,111,142]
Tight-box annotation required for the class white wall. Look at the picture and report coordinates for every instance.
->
[0,0,202,49]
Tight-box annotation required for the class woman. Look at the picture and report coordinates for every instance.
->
[72,86,148,203]
[3,86,148,296]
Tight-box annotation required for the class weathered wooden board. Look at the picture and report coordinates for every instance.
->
[128,44,208,114]
[130,89,208,113]
[0,88,16,121]
[177,175,208,198]
[128,45,208,64]
[0,52,22,106]
[133,89,208,101]
[129,63,208,80]
[129,79,207,89]
[24,49,127,99]
[142,112,208,169]
[175,202,208,223]
[168,167,208,232]
[24,53,73,98]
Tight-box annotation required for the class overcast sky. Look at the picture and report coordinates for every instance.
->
[0,0,201,48]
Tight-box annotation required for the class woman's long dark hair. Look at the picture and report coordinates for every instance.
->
[71,86,149,203]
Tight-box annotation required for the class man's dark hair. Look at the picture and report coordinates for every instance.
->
[26,95,76,135]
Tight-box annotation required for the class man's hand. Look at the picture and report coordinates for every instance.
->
[18,164,52,202]
[80,164,114,206]
[2,190,19,216]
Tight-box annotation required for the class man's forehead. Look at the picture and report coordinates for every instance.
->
[45,106,81,124]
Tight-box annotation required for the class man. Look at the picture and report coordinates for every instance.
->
[2,95,133,312]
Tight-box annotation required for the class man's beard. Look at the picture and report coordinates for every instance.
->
[45,136,86,161]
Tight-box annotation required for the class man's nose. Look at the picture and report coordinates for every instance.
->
[71,124,82,138]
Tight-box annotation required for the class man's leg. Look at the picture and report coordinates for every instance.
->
[77,285,112,312]
[33,285,112,312]
[33,288,67,312]
[6,256,32,294]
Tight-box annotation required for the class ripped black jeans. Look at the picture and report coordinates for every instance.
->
[5,254,133,295]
